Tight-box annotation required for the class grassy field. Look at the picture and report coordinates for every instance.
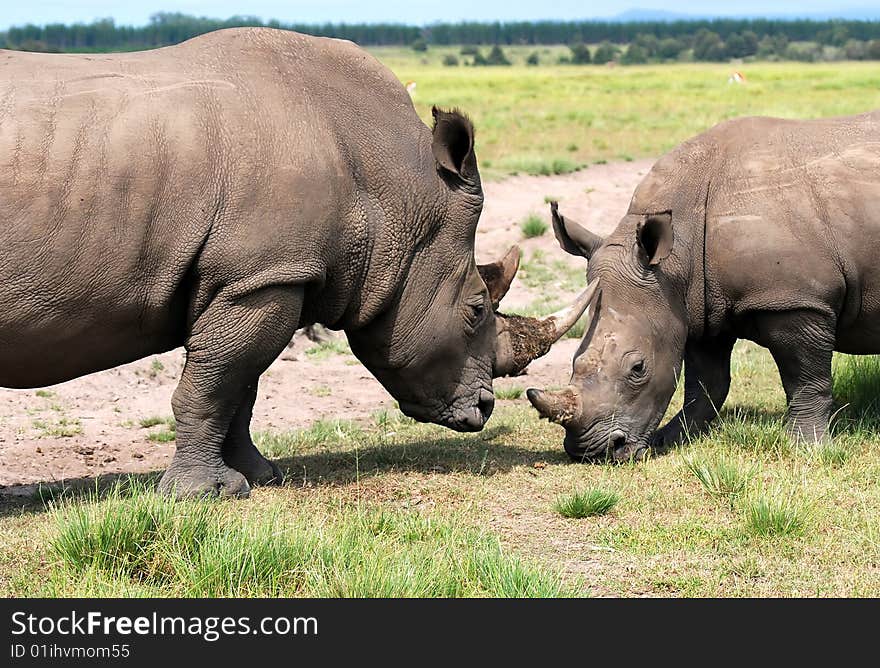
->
[369,48,880,179]
[2,342,879,597]
[1,58,878,597]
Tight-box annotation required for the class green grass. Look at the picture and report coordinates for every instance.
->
[40,482,567,597]
[518,249,584,293]
[304,339,352,360]
[495,386,524,400]
[744,493,810,538]
[554,488,620,518]
[367,51,880,179]
[139,416,176,442]
[4,341,880,596]
[139,416,169,428]
[255,419,365,459]
[520,213,548,238]
[833,354,880,421]
[684,453,755,504]
[32,417,82,438]
[35,390,55,399]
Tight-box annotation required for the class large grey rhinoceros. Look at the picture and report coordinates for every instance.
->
[527,110,880,462]
[0,28,592,496]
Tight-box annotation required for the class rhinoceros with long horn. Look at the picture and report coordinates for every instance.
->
[0,28,589,496]
[528,110,880,461]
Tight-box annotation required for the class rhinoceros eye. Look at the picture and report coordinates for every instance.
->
[465,296,487,330]
[628,358,647,383]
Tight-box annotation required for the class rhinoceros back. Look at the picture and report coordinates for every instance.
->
[0,28,425,388]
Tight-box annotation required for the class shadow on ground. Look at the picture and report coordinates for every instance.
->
[0,424,566,515]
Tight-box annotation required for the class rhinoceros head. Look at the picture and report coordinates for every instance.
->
[347,110,594,432]
[526,202,688,461]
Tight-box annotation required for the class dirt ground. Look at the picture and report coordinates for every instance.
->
[0,159,652,492]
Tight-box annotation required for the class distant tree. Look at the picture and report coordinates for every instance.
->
[592,41,619,64]
[757,34,788,58]
[15,39,60,52]
[442,53,459,66]
[484,44,511,65]
[740,30,759,56]
[472,50,488,65]
[621,43,648,64]
[725,33,748,58]
[844,39,866,60]
[784,42,820,61]
[819,25,850,47]
[569,42,592,64]
[526,51,540,65]
[632,33,659,58]
[693,29,727,61]
[657,37,685,59]
[460,45,479,56]
[7,14,880,61]
[867,39,880,60]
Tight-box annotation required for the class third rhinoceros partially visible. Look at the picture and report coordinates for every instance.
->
[528,110,880,461]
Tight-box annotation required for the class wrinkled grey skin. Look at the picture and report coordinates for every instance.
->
[528,110,880,461]
[0,28,581,496]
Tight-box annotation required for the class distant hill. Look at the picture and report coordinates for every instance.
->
[608,9,701,22]
[609,6,880,22]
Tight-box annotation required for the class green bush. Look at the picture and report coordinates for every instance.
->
[569,43,591,64]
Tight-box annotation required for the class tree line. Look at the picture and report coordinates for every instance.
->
[3,12,880,63]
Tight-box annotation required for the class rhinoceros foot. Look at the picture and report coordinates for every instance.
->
[224,448,284,488]
[157,463,251,499]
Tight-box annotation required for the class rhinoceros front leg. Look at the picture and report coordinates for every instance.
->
[761,310,835,443]
[157,285,302,498]
[221,381,283,486]
[652,334,736,453]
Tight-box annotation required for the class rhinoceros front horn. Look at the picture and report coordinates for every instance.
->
[525,387,580,425]
[493,278,599,378]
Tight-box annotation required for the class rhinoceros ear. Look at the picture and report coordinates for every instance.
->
[550,201,603,259]
[431,107,477,181]
[636,211,674,266]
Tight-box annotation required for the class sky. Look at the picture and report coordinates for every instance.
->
[1,1,877,30]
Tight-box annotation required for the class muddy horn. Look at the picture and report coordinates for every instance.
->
[493,278,599,378]
[525,386,580,425]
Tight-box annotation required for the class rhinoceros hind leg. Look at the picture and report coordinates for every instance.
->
[158,285,302,498]
[222,382,284,487]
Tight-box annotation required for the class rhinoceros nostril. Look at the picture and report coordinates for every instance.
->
[609,429,627,451]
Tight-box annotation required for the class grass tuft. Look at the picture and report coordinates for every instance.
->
[520,213,548,238]
[684,453,754,503]
[744,493,810,538]
[305,339,352,360]
[495,386,524,400]
[554,488,619,518]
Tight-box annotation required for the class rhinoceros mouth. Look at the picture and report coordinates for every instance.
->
[564,426,650,463]
[397,388,494,432]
